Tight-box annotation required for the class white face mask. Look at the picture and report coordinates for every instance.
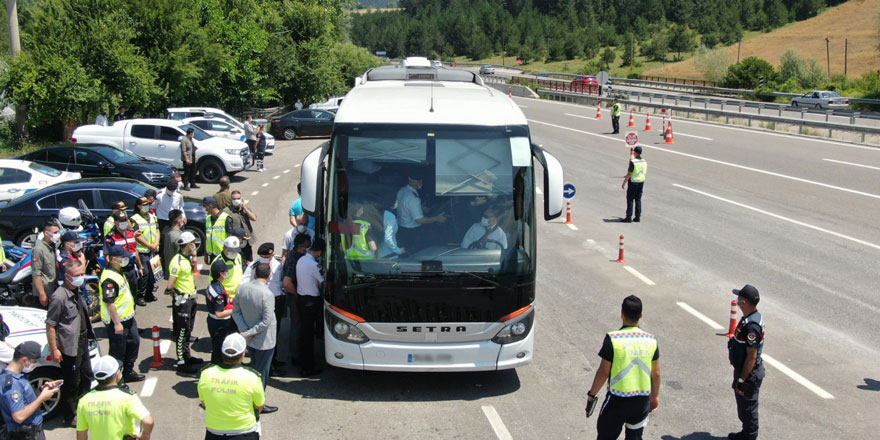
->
[50,232,61,244]
[480,217,490,227]
[72,242,83,252]
[22,360,37,374]
[296,225,306,233]
[139,205,149,213]
[69,275,85,287]
[257,257,270,264]
[232,199,243,207]
[226,250,239,259]
[117,222,129,231]
[118,257,130,267]
[177,181,183,190]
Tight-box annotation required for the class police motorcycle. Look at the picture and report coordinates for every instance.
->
[0,240,37,307]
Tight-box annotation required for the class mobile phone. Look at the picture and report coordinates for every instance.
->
[50,381,63,389]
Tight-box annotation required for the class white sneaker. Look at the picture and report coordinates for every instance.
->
[258,168,264,172]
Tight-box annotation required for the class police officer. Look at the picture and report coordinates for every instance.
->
[204,196,232,265]
[104,212,146,306]
[132,197,160,303]
[728,284,765,440]
[206,259,236,365]
[103,201,128,236]
[198,333,271,440]
[586,295,660,440]
[621,146,646,223]
[611,98,622,134]
[76,355,154,440]
[212,236,244,300]
[0,341,60,439]
[166,231,204,374]
[100,245,145,383]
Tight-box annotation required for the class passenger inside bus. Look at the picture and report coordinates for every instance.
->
[461,205,508,250]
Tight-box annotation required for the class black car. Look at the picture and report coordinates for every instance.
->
[18,144,175,185]
[0,178,206,252]
[270,109,335,140]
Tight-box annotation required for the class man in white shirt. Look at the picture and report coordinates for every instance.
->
[461,206,508,250]
[295,238,324,376]
[152,179,186,232]
[243,116,257,156]
[294,100,303,111]
[395,174,446,253]
[95,111,109,126]
[241,243,286,376]
[281,214,314,260]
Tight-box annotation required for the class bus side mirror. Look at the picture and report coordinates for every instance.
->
[300,142,329,217]
[531,143,564,221]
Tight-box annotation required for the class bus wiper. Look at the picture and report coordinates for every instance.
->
[400,270,505,289]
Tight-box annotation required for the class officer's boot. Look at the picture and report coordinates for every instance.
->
[122,366,145,383]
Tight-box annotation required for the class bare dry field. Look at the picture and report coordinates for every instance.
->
[647,0,880,79]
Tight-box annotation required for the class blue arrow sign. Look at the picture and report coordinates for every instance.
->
[563,183,576,199]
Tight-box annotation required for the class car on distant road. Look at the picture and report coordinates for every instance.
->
[790,90,850,110]
[17,144,174,185]
[571,75,599,93]
[0,159,81,204]
[269,109,335,140]
[183,117,275,154]
[479,65,495,75]
[0,177,208,250]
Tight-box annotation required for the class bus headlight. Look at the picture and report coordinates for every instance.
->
[492,310,534,345]
[326,310,370,344]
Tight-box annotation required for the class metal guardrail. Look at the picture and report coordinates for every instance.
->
[537,89,880,143]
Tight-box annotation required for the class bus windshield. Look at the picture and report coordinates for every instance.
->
[327,124,535,282]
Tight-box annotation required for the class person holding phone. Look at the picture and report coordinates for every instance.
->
[0,341,62,439]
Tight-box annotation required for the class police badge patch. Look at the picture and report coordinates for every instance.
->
[11,391,21,402]
[747,332,757,341]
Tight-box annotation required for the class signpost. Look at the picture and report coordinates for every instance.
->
[563,183,576,199]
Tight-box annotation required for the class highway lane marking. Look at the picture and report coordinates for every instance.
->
[273,175,281,180]
[530,120,880,200]
[762,354,835,399]
[251,191,259,196]
[822,158,880,171]
[624,266,655,285]
[283,169,291,174]
[518,105,528,108]
[294,164,301,168]
[481,405,513,440]
[566,223,579,231]
[262,183,269,187]
[140,377,157,397]
[160,340,171,355]
[564,112,597,120]
[676,302,724,330]
[673,132,713,141]
[674,184,880,251]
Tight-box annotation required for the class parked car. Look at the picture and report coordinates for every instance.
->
[0,159,81,204]
[183,117,275,153]
[17,144,174,186]
[431,60,443,67]
[0,177,207,251]
[269,109,335,140]
[0,305,101,419]
[71,119,252,183]
[168,107,275,148]
[790,90,850,110]
[308,97,344,112]
[571,75,599,93]
[479,65,496,75]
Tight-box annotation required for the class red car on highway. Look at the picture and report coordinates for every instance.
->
[571,75,599,93]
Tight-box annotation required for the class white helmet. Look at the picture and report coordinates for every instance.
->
[177,231,198,246]
[223,236,241,249]
[58,207,82,229]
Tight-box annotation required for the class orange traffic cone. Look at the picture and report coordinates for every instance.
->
[191,254,199,274]
[627,110,635,127]
[644,113,652,131]
[595,105,602,119]
[664,121,674,144]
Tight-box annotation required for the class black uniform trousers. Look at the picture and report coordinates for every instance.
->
[272,295,286,366]
[733,364,765,439]
[137,252,156,299]
[286,293,301,364]
[612,115,621,133]
[173,295,197,361]
[206,430,259,440]
[596,394,651,440]
[206,316,237,365]
[626,182,644,220]
[59,333,93,421]
[106,317,139,373]
[183,161,197,186]
[297,295,322,372]
[8,427,46,440]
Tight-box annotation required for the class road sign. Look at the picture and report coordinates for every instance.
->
[563,183,576,199]
[596,71,610,86]
[625,132,639,147]
[375,51,387,56]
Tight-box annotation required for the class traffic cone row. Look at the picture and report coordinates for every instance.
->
[664,121,674,144]
[627,110,635,127]
[595,104,602,119]
[644,113,652,131]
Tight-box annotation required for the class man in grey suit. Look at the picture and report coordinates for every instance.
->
[232,263,279,414]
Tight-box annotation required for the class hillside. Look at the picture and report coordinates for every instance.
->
[647,0,880,78]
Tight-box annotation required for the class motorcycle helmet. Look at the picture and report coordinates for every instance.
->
[58,207,83,231]
[177,231,201,251]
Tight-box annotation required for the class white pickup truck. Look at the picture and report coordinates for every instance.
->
[72,119,252,183]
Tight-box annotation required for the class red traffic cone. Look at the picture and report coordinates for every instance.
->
[595,105,602,119]
[726,300,739,338]
[664,121,674,144]
[627,110,635,127]
[565,201,573,225]
[616,235,626,263]
[644,113,652,131]
[149,326,166,368]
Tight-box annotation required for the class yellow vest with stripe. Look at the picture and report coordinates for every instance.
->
[131,212,159,253]
[99,268,135,324]
[344,220,374,260]
[168,253,196,295]
[212,253,242,299]
[612,103,622,117]
[630,159,647,183]
[206,212,230,255]
[103,217,115,236]
[0,235,5,265]
[607,327,656,397]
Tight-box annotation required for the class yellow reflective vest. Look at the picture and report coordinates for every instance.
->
[607,327,657,397]
[344,220,374,260]
[206,212,230,255]
[99,268,135,324]
[212,253,242,299]
[131,212,159,253]
[630,159,647,183]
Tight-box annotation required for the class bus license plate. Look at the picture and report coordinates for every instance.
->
[407,353,453,363]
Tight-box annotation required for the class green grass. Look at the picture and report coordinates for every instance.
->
[0,139,47,159]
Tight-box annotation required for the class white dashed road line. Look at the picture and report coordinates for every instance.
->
[273,175,280,180]
[262,183,269,187]
[762,355,835,399]
[566,223,578,231]
[251,191,259,196]
[674,184,880,251]
[822,158,880,171]
[676,301,724,330]
[140,377,157,397]
[294,164,301,168]
[623,266,655,285]
[564,112,597,121]
[518,105,528,108]
[672,132,712,141]
[159,340,171,355]
[481,405,513,440]
[283,169,291,174]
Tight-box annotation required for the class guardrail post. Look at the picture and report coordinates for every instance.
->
[852,112,859,125]
[758,104,763,115]
[721,102,724,112]
[779,107,783,117]
[801,108,806,119]
[739,102,742,113]
[704,100,708,109]
[825,110,831,122]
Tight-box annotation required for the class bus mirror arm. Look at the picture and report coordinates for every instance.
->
[300,142,330,217]
[531,143,564,221]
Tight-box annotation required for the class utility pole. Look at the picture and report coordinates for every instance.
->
[6,0,21,57]
[825,37,831,78]
[844,38,848,77]
[737,38,742,63]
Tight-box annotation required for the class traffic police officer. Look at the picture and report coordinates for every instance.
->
[204,196,232,265]
[728,284,765,440]
[103,201,128,236]
[0,341,61,439]
[104,212,146,306]
[132,196,160,303]
[76,355,154,440]
[621,146,646,223]
[198,333,269,440]
[166,231,204,373]
[212,236,244,300]
[206,259,236,365]
[100,245,145,383]
[586,295,660,440]
[611,98,622,134]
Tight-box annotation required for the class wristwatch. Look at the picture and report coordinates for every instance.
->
[737,378,745,384]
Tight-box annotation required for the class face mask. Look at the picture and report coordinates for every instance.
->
[226,250,239,259]
[480,217,490,227]
[118,222,129,231]
[69,275,85,287]
[22,360,36,374]
[72,242,83,252]
[118,257,130,267]
[177,181,183,190]
[51,232,61,244]
[139,206,149,213]
[257,257,269,264]
[296,225,306,233]
[232,199,243,207]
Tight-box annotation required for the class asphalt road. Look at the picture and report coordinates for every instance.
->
[42,95,880,439]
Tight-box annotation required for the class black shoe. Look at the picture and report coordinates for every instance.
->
[135,297,147,307]
[633,217,640,222]
[182,185,190,191]
[622,218,632,223]
[260,405,279,414]
[190,184,200,189]
[727,433,753,440]
[176,363,198,374]
[189,335,198,343]
[145,294,158,302]
[185,356,204,365]
[270,366,287,377]
[123,371,145,382]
